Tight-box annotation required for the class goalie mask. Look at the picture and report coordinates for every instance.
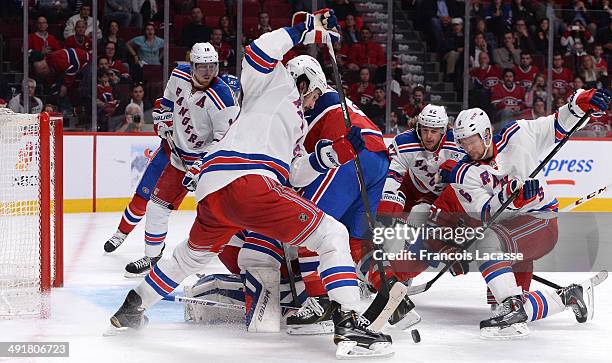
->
[190,42,219,86]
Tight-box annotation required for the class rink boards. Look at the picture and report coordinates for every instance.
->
[57,133,612,213]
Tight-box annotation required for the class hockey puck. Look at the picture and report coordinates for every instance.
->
[411,329,421,343]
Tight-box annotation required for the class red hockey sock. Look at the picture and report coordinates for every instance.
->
[118,194,147,235]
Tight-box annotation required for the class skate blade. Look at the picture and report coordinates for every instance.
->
[124,270,149,278]
[389,310,421,331]
[286,321,334,335]
[480,323,530,340]
[336,341,394,359]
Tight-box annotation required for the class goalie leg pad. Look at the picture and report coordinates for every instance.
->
[184,273,245,324]
[244,268,281,333]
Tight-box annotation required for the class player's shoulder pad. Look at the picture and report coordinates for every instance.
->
[492,120,520,153]
[448,156,481,185]
[171,63,192,82]
[205,77,236,110]
[394,129,424,153]
[305,90,340,125]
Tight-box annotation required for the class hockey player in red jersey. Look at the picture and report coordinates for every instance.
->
[109,9,395,358]
[426,87,611,338]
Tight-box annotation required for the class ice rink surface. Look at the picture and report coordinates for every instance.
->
[1,211,610,363]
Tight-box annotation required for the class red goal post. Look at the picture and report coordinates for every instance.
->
[0,109,63,317]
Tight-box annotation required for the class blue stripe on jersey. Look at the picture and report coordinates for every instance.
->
[176,63,191,74]
[394,129,421,147]
[299,261,320,272]
[326,280,359,290]
[171,71,191,82]
[305,91,341,126]
[201,150,290,185]
[494,121,520,153]
[205,89,222,110]
[160,97,174,111]
[208,80,236,109]
[250,41,277,64]
[245,54,274,74]
[284,24,305,45]
[66,48,79,75]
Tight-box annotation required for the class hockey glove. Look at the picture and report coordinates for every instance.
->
[378,191,406,217]
[500,179,540,209]
[571,88,611,116]
[182,159,204,192]
[291,8,340,45]
[153,99,173,139]
[310,126,365,170]
[437,159,458,184]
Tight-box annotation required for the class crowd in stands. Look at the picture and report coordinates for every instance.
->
[414,0,610,136]
[0,0,609,137]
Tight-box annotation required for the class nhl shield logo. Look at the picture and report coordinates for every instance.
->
[298,213,309,222]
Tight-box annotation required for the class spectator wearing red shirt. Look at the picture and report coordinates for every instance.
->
[210,28,234,69]
[64,20,93,53]
[551,53,574,98]
[491,68,526,130]
[403,86,427,119]
[470,52,502,90]
[248,12,272,43]
[28,16,62,55]
[512,52,539,90]
[348,67,376,108]
[348,27,385,69]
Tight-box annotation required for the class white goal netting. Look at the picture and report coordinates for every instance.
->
[0,109,59,318]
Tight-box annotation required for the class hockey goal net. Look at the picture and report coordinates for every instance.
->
[0,109,63,318]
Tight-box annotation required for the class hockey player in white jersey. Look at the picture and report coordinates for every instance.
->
[109,9,395,358]
[427,88,611,338]
[124,42,240,277]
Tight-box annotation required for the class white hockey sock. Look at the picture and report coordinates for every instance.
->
[524,289,565,321]
[300,214,360,311]
[144,199,172,257]
[478,259,522,303]
[135,238,216,308]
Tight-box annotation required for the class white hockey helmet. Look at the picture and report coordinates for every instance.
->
[190,42,219,78]
[454,108,493,156]
[286,55,327,96]
[417,104,448,131]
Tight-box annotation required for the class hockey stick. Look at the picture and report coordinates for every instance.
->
[325,37,390,296]
[559,183,612,212]
[532,270,608,290]
[162,294,299,312]
[282,244,301,307]
[164,131,189,171]
[405,110,594,297]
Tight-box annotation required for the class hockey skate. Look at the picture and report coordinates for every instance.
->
[388,294,421,330]
[559,281,593,323]
[332,301,393,359]
[286,296,335,335]
[480,295,529,340]
[104,231,127,253]
[124,246,164,278]
[104,290,148,336]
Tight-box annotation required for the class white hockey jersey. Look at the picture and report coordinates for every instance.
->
[381,129,464,210]
[161,64,239,171]
[443,96,589,222]
[195,26,318,201]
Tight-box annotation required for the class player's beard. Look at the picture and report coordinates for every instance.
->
[192,75,211,90]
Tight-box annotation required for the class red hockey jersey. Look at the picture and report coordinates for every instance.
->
[470,65,502,90]
[513,64,539,89]
[46,48,90,87]
[491,83,526,111]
